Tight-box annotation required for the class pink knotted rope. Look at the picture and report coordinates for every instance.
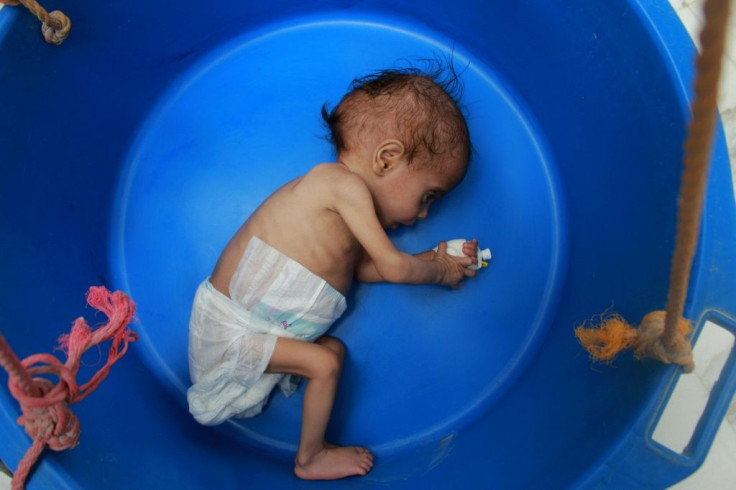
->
[0,286,137,490]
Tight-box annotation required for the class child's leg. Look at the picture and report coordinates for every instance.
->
[266,336,373,480]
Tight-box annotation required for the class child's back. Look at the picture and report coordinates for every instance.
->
[210,163,365,297]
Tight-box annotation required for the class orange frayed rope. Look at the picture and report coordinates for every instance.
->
[0,286,137,490]
[575,0,730,374]
[575,311,694,372]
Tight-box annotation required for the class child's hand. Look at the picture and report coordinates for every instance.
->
[462,238,479,266]
[434,241,476,289]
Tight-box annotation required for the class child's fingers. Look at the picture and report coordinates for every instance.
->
[462,239,479,257]
[452,254,474,267]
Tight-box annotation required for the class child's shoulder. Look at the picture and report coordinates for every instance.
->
[308,162,355,178]
[297,163,373,215]
[305,163,367,192]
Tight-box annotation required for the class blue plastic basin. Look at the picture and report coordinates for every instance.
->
[1,1,735,488]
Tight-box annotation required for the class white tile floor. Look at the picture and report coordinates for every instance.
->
[0,1,735,489]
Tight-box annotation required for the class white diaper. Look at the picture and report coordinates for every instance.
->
[187,237,346,426]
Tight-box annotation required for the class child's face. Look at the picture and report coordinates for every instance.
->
[376,158,466,229]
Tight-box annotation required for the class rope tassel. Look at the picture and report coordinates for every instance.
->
[0,286,137,490]
[575,311,694,372]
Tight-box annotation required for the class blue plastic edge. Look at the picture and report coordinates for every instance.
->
[679,311,736,458]
[0,8,70,488]
[0,6,16,46]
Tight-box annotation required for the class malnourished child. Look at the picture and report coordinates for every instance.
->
[188,67,478,480]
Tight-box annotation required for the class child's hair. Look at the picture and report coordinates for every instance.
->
[322,64,472,169]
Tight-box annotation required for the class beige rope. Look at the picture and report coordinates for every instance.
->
[662,0,730,349]
[1,0,70,45]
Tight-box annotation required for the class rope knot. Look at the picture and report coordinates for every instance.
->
[0,286,137,489]
[1,0,71,45]
[635,311,695,372]
[41,10,71,45]
[11,378,80,451]
[575,310,694,373]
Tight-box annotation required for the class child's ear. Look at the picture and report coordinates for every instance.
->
[372,139,406,175]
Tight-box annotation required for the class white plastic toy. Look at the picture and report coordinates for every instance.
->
[434,238,492,270]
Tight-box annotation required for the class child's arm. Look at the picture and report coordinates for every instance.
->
[356,240,479,283]
[334,173,474,288]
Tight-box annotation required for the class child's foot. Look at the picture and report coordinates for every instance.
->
[294,444,374,480]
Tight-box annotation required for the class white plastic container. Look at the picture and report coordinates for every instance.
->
[434,238,492,270]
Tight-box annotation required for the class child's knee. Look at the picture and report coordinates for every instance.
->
[314,344,343,380]
[318,336,346,362]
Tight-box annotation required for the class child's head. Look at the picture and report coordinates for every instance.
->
[322,66,472,229]
[322,66,471,178]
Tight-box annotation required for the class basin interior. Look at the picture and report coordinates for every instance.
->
[111,14,565,455]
